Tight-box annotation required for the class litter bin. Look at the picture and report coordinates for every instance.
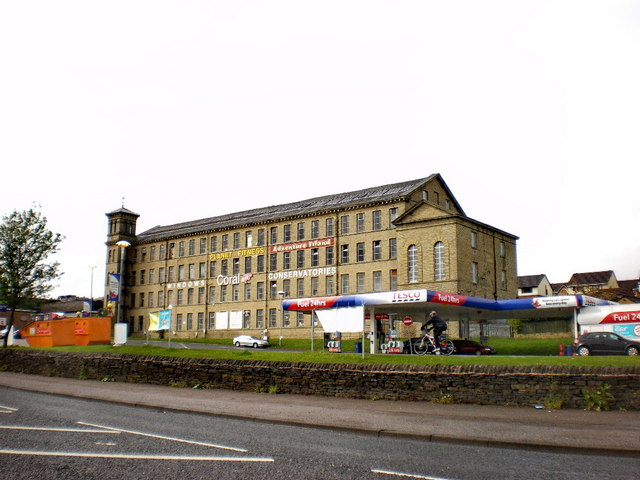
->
[355,341,362,353]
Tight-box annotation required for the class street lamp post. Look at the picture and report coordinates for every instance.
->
[89,265,96,313]
[278,290,285,347]
[116,240,131,324]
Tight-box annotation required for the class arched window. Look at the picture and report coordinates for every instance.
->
[434,242,445,281]
[407,245,419,283]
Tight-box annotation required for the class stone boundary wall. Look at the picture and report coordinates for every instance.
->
[1,350,639,410]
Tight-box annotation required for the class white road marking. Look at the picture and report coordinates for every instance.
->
[372,469,458,480]
[0,426,118,434]
[0,449,273,462]
[77,421,248,452]
[0,405,18,414]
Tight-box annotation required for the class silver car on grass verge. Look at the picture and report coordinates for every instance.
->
[233,335,269,348]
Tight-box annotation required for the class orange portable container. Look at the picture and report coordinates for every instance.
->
[22,316,112,347]
[74,317,111,345]
[22,318,76,347]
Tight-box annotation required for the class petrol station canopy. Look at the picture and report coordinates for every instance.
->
[283,289,617,331]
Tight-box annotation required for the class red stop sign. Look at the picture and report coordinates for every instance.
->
[403,316,413,326]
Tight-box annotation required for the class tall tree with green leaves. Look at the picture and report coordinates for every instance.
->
[0,208,64,348]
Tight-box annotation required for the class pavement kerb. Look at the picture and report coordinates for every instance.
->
[0,371,639,458]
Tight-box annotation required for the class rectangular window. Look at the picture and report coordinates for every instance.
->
[233,232,240,249]
[256,309,264,329]
[501,270,507,289]
[200,238,207,254]
[389,207,398,224]
[232,284,239,301]
[233,258,240,275]
[326,275,335,295]
[176,314,183,331]
[372,240,381,261]
[178,265,186,281]
[340,215,349,235]
[221,234,229,251]
[326,218,335,237]
[199,262,206,279]
[257,255,265,272]
[159,267,165,283]
[311,248,319,267]
[257,282,265,300]
[187,288,194,304]
[311,220,319,239]
[356,242,365,262]
[340,274,350,294]
[297,222,305,241]
[208,286,216,304]
[208,312,215,330]
[326,246,334,265]
[471,231,478,249]
[186,313,193,330]
[296,278,304,297]
[283,252,291,270]
[269,308,277,328]
[150,246,156,261]
[188,239,195,256]
[372,210,382,230]
[472,262,479,284]
[356,213,365,232]
[283,279,291,297]
[198,287,205,304]
[296,250,305,268]
[178,241,185,257]
[221,259,228,276]
[270,253,278,271]
[168,266,175,282]
[356,272,365,293]
[245,231,253,248]
[389,238,397,259]
[209,261,217,277]
[197,312,204,330]
[499,241,505,257]
[149,269,155,285]
[373,271,382,291]
[157,291,164,307]
[244,283,252,301]
[269,281,277,299]
[311,277,319,296]
[341,244,349,264]
[283,224,292,242]
[244,256,252,274]
[257,228,265,246]
[243,311,251,329]
[177,289,184,305]
[220,285,228,302]
[188,263,195,280]
[390,269,397,290]
[139,270,145,285]
[270,226,278,244]
[210,236,217,252]
[159,244,166,260]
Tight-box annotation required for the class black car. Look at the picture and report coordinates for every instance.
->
[573,332,640,356]
[452,339,496,355]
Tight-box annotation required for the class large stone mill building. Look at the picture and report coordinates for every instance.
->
[104,174,518,339]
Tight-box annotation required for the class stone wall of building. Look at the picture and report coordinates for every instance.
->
[2,349,637,410]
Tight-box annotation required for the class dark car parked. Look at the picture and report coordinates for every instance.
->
[452,339,495,355]
[573,332,640,356]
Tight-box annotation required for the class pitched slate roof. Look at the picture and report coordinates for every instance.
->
[568,270,615,286]
[137,176,438,242]
[517,274,547,289]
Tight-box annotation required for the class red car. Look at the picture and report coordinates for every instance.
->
[452,339,496,355]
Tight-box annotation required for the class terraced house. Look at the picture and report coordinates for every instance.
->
[104,174,519,339]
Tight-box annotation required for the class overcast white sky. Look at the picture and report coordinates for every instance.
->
[1,0,639,299]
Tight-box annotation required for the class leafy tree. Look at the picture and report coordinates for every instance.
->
[0,208,64,348]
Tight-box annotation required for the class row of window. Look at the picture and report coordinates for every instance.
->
[129,309,308,333]
[130,269,400,309]
[115,208,400,264]
[128,241,398,286]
